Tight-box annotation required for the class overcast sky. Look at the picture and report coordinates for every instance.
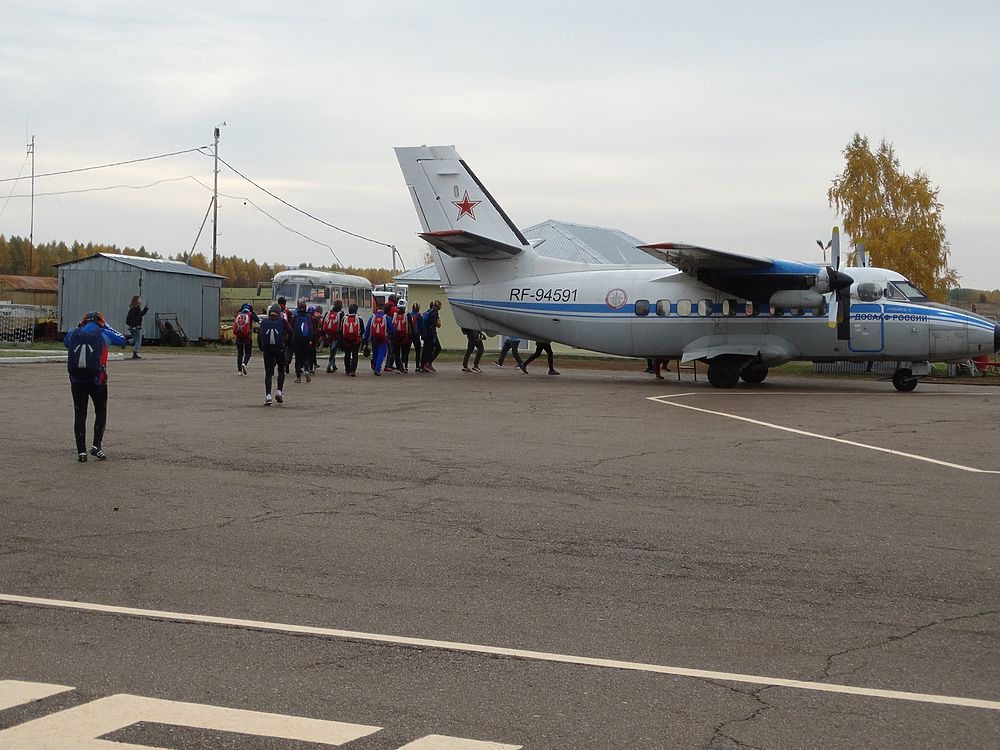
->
[2,1,997,287]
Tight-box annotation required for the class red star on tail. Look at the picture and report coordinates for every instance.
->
[451,190,481,221]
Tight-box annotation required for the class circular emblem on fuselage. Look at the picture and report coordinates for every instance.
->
[605,288,628,309]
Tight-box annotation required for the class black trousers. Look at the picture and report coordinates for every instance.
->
[236,339,253,368]
[71,381,108,454]
[463,334,484,368]
[393,340,411,370]
[421,337,441,367]
[293,342,312,376]
[263,350,286,394]
[523,342,554,370]
[342,343,360,374]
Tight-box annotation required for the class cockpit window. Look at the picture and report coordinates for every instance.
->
[888,280,929,302]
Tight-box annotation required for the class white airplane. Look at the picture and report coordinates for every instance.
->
[395,145,1000,391]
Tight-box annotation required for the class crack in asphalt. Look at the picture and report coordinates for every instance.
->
[704,679,771,750]
[821,608,1000,681]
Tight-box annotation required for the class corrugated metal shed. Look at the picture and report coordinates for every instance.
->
[55,253,224,341]
[394,264,444,284]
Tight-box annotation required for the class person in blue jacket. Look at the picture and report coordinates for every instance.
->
[64,311,128,462]
[363,307,394,375]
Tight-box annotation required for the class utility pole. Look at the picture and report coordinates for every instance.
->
[212,125,220,274]
[27,134,34,275]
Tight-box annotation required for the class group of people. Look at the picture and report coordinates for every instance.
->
[231,294,561,405]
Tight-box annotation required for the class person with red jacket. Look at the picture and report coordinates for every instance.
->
[64,311,128,462]
[390,304,411,373]
[364,307,394,376]
[233,303,259,375]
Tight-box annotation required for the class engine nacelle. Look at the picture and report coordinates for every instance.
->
[769,290,825,309]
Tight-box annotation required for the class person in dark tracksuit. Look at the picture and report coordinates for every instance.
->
[521,340,560,375]
[408,303,424,371]
[291,301,315,383]
[233,303,259,375]
[339,304,364,376]
[324,299,344,372]
[258,303,291,405]
[461,328,485,372]
[64,311,128,461]
[420,300,442,372]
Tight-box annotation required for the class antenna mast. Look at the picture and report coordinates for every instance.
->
[27,134,34,274]
[212,125,220,274]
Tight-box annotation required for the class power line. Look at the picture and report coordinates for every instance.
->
[201,148,394,250]
[0,146,208,183]
[4,175,198,198]
[0,152,29,220]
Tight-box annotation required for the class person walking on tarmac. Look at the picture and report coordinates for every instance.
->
[324,299,344,373]
[233,303,259,375]
[521,340,560,376]
[494,335,525,369]
[420,300,442,372]
[309,305,323,374]
[339,303,364,376]
[64,311,128,461]
[291,300,315,383]
[277,296,294,374]
[461,328,485,373]
[258,303,291,405]
[364,306,393,376]
[408,303,424,371]
[390,303,411,373]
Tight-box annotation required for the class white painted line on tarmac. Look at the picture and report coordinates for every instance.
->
[0,680,74,711]
[0,692,381,749]
[2,593,999,712]
[647,394,1000,474]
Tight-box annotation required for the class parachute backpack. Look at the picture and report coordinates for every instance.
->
[234,311,252,338]
[68,317,105,382]
[341,314,361,345]
[369,315,387,344]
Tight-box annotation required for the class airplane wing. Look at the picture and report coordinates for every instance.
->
[638,241,825,302]
[419,230,524,261]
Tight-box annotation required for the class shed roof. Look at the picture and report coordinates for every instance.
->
[0,274,59,292]
[55,253,225,279]
[394,264,445,284]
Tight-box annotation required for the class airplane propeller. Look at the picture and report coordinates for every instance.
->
[823,228,852,340]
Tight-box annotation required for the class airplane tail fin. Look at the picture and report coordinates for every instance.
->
[395,145,531,285]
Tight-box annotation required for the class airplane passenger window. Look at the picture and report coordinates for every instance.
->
[856,282,884,302]
[676,299,692,317]
[744,301,758,317]
[635,299,650,317]
[722,299,738,316]
[698,299,713,316]
[656,300,671,316]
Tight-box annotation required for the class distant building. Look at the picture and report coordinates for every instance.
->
[55,254,225,341]
[394,220,663,352]
[0,275,58,307]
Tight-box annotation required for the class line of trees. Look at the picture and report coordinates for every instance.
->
[0,235,396,288]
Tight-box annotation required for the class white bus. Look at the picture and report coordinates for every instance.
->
[260,269,374,311]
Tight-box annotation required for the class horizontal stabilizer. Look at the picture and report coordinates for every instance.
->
[419,230,525,260]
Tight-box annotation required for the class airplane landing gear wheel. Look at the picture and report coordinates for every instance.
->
[707,357,740,388]
[892,368,918,392]
[740,365,769,384]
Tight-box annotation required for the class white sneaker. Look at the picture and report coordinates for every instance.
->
[275,390,283,403]
[241,363,248,375]
[265,394,273,406]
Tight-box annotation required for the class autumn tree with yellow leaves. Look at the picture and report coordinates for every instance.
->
[828,133,958,302]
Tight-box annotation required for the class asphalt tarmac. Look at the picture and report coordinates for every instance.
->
[1,352,998,749]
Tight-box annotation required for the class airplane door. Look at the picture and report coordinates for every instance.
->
[848,303,884,353]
